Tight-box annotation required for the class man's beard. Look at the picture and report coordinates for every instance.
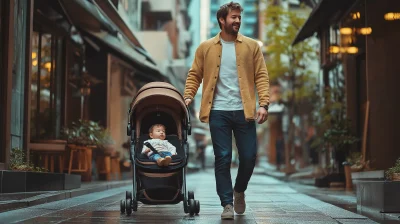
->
[224,22,240,35]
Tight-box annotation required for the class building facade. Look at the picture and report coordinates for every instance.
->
[0,0,168,172]
[136,0,193,93]
[293,0,400,170]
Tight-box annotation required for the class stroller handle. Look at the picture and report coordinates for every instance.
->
[185,105,191,135]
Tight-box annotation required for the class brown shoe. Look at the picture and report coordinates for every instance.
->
[234,191,246,214]
[164,156,172,166]
[156,158,164,166]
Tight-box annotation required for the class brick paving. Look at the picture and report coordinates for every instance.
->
[0,168,377,223]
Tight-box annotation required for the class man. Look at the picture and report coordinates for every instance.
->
[183,1,270,220]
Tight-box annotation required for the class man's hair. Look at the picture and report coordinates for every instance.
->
[216,1,243,29]
[149,124,166,133]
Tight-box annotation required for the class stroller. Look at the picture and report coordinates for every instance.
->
[120,82,200,216]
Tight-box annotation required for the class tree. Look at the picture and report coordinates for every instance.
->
[263,0,319,171]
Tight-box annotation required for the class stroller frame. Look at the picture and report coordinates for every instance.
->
[120,82,200,217]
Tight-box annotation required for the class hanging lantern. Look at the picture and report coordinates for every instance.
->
[351,12,361,20]
[347,46,359,54]
[329,45,340,54]
[384,12,400,21]
[359,27,372,35]
[340,27,352,35]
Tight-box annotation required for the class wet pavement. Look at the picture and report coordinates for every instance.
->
[0,167,379,223]
[289,182,400,224]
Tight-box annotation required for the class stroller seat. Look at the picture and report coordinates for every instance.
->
[135,134,186,170]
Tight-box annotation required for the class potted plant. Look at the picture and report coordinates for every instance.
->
[97,129,116,155]
[61,119,103,147]
[323,119,359,154]
[9,147,47,172]
[345,151,370,172]
[385,158,400,181]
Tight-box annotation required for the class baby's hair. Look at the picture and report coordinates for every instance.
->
[149,124,166,133]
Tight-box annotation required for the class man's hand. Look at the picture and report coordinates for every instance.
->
[256,107,268,124]
[185,98,192,106]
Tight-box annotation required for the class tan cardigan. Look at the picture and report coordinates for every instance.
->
[183,33,270,123]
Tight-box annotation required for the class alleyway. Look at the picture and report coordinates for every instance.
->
[0,168,377,224]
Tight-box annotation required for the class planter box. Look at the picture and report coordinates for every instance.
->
[0,171,81,193]
[356,180,400,213]
[351,170,385,191]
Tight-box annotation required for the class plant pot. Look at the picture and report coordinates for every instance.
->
[101,145,116,156]
[392,173,400,181]
[350,166,363,172]
[343,164,353,190]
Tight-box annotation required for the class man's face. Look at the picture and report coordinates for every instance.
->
[150,125,166,140]
[220,9,241,35]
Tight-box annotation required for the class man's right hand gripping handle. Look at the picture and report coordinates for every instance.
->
[185,98,192,106]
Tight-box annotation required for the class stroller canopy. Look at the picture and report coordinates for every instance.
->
[129,82,190,138]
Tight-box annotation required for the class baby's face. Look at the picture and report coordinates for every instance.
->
[150,126,166,140]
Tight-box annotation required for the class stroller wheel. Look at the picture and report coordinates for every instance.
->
[126,191,132,200]
[132,199,138,212]
[195,200,200,214]
[126,198,132,215]
[188,191,194,200]
[120,200,126,214]
[183,198,189,213]
[189,199,195,216]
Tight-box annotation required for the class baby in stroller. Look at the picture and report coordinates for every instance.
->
[141,124,177,167]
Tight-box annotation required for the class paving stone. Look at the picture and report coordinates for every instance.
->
[336,218,379,224]
[0,168,378,224]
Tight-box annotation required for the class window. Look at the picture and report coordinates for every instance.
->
[30,32,64,141]
[0,1,3,75]
[0,0,4,164]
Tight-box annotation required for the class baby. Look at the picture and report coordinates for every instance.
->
[141,124,177,166]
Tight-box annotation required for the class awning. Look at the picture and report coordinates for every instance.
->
[59,0,168,82]
[59,0,117,34]
[292,0,357,45]
[83,30,168,82]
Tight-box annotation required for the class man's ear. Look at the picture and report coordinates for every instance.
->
[218,17,225,26]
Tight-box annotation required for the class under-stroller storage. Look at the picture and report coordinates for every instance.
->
[138,171,182,190]
[138,170,182,203]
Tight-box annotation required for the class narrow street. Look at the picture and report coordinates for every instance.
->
[0,168,377,224]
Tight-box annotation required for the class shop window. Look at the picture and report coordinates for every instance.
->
[0,1,3,74]
[30,32,64,141]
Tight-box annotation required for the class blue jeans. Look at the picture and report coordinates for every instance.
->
[148,152,172,161]
[209,110,257,207]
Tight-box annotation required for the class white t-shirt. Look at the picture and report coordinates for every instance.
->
[211,38,243,110]
[141,139,177,157]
